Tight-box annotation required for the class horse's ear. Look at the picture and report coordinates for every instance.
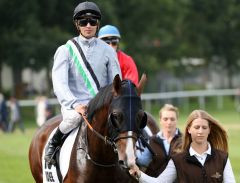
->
[112,74,122,96]
[137,73,147,96]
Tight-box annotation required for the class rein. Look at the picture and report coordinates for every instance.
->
[80,112,117,152]
[139,134,156,156]
[79,112,118,167]
[77,147,117,168]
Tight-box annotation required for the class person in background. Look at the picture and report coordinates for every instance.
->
[0,93,8,132]
[129,109,236,183]
[44,1,121,165]
[136,104,182,176]
[98,25,139,86]
[8,96,24,133]
[35,96,49,127]
[46,103,55,121]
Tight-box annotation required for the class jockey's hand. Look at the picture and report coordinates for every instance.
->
[74,104,87,116]
[129,164,141,180]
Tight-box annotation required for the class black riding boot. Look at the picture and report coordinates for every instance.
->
[44,128,66,165]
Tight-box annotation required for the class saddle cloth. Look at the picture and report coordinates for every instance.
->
[42,127,79,183]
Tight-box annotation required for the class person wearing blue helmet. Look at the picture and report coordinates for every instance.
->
[44,2,121,166]
[98,25,139,86]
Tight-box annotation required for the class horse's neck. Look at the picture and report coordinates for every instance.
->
[87,118,117,162]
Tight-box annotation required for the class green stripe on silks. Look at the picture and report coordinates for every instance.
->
[66,43,97,97]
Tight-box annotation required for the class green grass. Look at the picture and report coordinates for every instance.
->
[0,129,36,183]
[0,106,37,183]
[0,100,240,182]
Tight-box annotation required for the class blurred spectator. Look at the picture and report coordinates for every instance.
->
[36,96,51,127]
[8,96,25,133]
[46,103,55,121]
[0,93,8,132]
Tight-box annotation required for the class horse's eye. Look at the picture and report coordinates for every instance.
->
[109,112,123,130]
[113,112,122,121]
[137,111,147,129]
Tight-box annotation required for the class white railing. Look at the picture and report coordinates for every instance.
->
[141,89,240,112]
[18,98,60,107]
[17,89,240,112]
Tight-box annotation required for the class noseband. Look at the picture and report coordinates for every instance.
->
[114,133,138,142]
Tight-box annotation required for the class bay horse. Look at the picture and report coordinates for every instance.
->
[29,74,154,183]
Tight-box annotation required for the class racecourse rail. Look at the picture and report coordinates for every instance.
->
[17,88,240,113]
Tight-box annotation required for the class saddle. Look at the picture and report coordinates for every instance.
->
[42,121,88,183]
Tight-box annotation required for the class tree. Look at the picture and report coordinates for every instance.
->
[0,0,74,96]
[1,0,240,95]
[183,0,240,88]
[0,0,40,97]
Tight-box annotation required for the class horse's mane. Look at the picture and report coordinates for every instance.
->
[87,80,137,122]
[87,84,113,121]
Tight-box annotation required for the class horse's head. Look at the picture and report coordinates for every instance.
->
[108,74,147,169]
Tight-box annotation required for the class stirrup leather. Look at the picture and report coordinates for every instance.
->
[45,146,61,167]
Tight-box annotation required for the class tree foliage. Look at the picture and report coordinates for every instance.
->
[0,0,240,95]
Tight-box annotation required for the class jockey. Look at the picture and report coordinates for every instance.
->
[98,25,139,86]
[44,1,121,165]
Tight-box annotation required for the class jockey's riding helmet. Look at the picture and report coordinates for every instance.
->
[98,25,121,39]
[73,1,101,20]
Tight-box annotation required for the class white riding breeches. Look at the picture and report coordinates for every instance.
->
[59,108,82,134]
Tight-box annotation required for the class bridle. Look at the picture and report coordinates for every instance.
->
[114,134,138,142]
[80,112,140,168]
[80,112,117,150]
[81,112,138,152]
